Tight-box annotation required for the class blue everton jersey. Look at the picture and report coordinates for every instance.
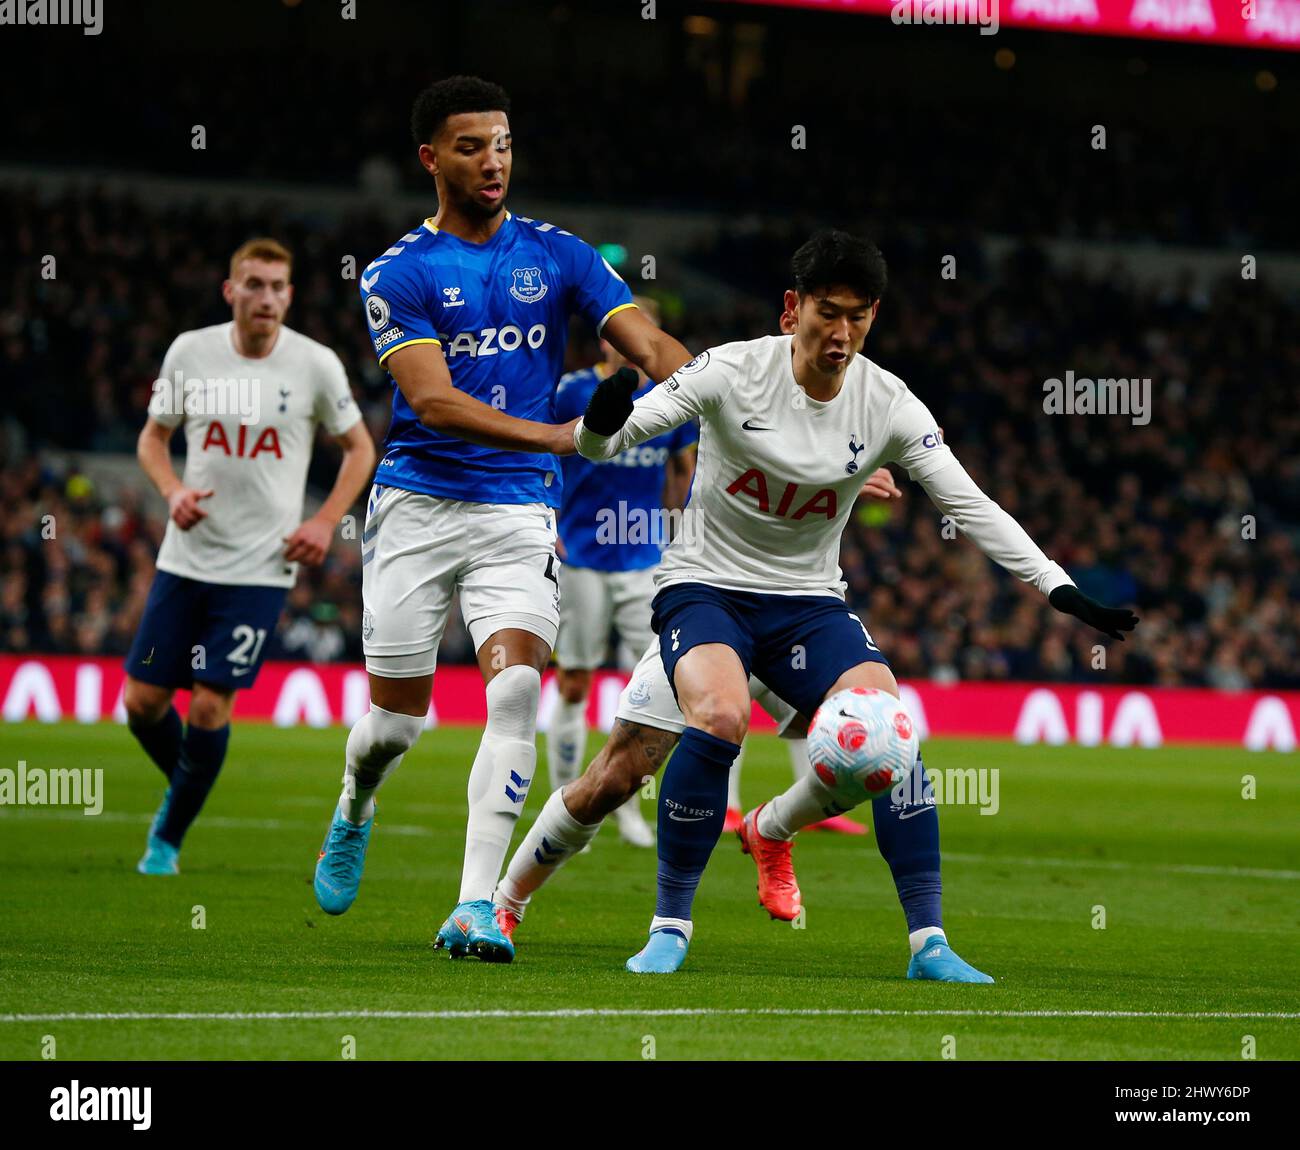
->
[554,366,699,572]
[360,212,634,507]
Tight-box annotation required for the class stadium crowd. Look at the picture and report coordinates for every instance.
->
[1,188,1296,689]
[5,40,1290,254]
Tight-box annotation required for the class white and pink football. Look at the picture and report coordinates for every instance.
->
[807,687,918,803]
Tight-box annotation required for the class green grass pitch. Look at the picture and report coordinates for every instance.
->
[1,721,1297,1060]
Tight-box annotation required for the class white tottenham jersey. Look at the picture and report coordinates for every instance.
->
[148,322,362,588]
[575,334,1073,599]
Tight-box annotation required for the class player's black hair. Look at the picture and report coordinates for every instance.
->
[791,230,888,304]
[410,76,511,146]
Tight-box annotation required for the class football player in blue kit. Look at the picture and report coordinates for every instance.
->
[312,77,696,962]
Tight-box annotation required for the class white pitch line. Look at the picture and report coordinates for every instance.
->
[943,851,1300,882]
[4,810,1298,880]
[0,808,436,837]
[2,1009,1298,1024]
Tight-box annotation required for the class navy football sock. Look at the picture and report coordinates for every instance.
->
[870,755,942,934]
[654,726,740,927]
[156,723,230,848]
[129,706,183,780]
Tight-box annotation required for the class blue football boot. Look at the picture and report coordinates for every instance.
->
[137,790,179,874]
[136,837,179,875]
[626,928,690,974]
[148,787,172,836]
[314,807,374,915]
[907,934,995,983]
[434,899,515,963]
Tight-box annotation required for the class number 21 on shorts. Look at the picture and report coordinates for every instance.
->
[228,624,267,677]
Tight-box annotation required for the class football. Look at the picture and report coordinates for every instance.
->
[807,687,919,803]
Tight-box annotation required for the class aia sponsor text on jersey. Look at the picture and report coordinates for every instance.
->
[726,468,836,520]
[201,421,283,459]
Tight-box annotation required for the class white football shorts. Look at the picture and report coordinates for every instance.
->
[553,564,657,672]
[360,485,561,678]
[615,640,804,738]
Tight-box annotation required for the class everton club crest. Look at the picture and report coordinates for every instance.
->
[509,266,549,303]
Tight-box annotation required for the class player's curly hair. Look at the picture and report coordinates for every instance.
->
[410,76,511,146]
[791,230,888,304]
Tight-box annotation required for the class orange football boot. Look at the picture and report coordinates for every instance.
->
[737,804,802,920]
[494,906,520,944]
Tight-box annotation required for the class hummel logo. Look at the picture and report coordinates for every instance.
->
[742,418,774,431]
[534,835,565,866]
[505,769,532,804]
[442,287,466,308]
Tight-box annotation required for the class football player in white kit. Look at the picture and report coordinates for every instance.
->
[548,305,873,850]
[720,306,871,836]
[504,230,1137,974]
[125,238,375,875]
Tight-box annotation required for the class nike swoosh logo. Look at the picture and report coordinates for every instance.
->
[742,418,774,431]
[668,811,707,822]
[896,805,935,820]
[231,667,253,678]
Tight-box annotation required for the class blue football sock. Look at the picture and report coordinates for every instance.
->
[871,754,943,934]
[129,706,183,780]
[156,723,230,847]
[654,726,740,926]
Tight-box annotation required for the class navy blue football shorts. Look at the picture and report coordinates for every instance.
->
[125,571,287,691]
[651,582,889,718]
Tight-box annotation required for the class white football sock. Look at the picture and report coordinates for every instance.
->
[338,704,425,825]
[757,772,838,841]
[910,927,946,955]
[650,915,694,940]
[726,742,745,809]
[458,665,541,904]
[546,696,588,790]
[787,738,811,779]
[494,786,602,916]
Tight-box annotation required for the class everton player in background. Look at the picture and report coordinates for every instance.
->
[547,296,697,849]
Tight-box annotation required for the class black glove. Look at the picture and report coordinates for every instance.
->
[582,366,639,436]
[1049,584,1139,641]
